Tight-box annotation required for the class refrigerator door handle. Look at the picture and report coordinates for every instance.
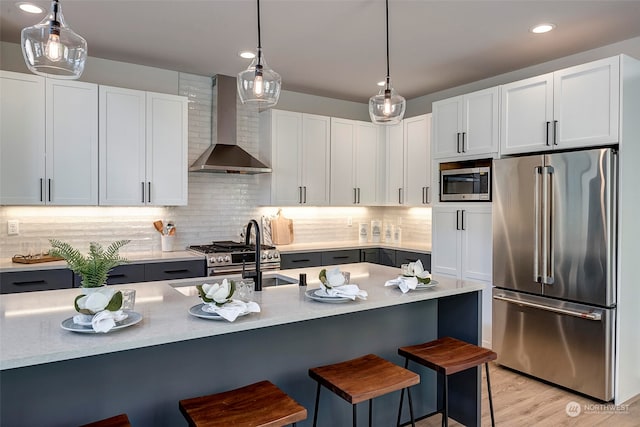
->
[547,166,555,285]
[541,166,551,286]
[493,294,602,321]
[534,166,542,283]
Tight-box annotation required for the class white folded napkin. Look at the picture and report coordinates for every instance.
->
[385,276,419,293]
[319,283,368,300]
[74,310,128,333]
[203,300,261,322]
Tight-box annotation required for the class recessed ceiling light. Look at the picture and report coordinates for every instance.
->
[17,2,43,13]
[531,23,556,34]
[239,51,256,59]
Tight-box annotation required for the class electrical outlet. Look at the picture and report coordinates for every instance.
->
[8,220,19,236]
[347,216,353,227]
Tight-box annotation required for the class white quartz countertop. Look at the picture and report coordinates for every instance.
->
[0,250,205,273]
[0,263,485,370]
[275,240,431,254]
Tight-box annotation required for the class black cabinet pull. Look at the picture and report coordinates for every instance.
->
[48,179,52,202]
[462,132,467,152]
[163,269,189,274]
[141,182,145,203]
[13,280,47,286]
[299,186,303,204]
[40,178,44,202]
[546,121,551,146]
[109,274,126,278]
[456,210,461,230]
[304,186,307,203]
[456,132,461,153]
[553,120,558,145]
[292,259,311,263]
[332,255,350,260]
[148,182,151,203]
[461,209,466,230]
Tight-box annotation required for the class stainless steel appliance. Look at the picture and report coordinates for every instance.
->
[492,147,617,401]
[440,159,491,201]
[188,241,280,276]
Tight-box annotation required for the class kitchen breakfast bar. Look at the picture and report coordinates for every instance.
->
[0,263,486,426]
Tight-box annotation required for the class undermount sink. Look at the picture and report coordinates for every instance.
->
[170,273,298,297]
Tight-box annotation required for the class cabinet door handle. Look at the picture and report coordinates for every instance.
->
[299,186,303,204]
[353,188,357,204]
[357,188,361,204]
[40,178,44,202]
[13,280,47,286]
[292,259,310,263]
[456,132,461,153]
[141,182,145,203]
[304,186,307,203]
[48,179,52,202]
[148,182,151,203]
[462,132,466,153]
[553,120,558,145]
[163,269,189,274]
[398,188,402,204]
[425,186,431,204]
[456,210,461,230]
[545,121,551,146]
[461,210,466,230]
[332,255,350,260]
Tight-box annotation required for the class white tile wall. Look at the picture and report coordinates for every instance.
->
[0,73,431,259]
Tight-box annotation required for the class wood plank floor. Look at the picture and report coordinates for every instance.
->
[415,363,640,426]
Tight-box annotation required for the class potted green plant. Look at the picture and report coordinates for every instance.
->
[48,239,131,288]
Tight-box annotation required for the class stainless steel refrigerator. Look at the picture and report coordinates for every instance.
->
[492,147,616,401]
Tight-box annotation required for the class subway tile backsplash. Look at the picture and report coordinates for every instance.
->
[0,72,431,259]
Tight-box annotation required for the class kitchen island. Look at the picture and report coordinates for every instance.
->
[0,263,486,426]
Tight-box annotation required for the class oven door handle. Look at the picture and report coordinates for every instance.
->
[493,294,602,321]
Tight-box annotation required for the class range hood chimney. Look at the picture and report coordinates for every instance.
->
[190,75,271,174]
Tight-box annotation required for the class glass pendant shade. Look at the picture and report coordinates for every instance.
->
[237,50,281,108]
[21,0,87,79]
[369,83,406,125]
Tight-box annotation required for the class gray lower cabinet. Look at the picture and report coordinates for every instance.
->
[144,260,206,281]
[1,269,74,294]
[360,248,380,264]
[280,252,322,269]
[321,249,360,265]
[395,250,431,271]
[73,264,146,287]
[379,249,396,267]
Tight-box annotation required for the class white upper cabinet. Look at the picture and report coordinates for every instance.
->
[0,71,46,205]
[501,56,619,155]
[384,114,432,206]
[99,86,187,206]
[0,72,98,206]
[146,92,188,206]
[404,114,432,205]
[331,118,381,205]
[261,110,330,206]
[46,79,99,205]
[432,86,499,159]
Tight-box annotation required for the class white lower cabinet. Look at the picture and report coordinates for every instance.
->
[0,72,98,205]
[99,86,188,206]
[432,204,492,346]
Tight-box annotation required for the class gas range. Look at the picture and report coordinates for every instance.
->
[188,240,280,276]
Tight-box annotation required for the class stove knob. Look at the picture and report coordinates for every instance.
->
[224,255,230,262]
[217,256,224,263]
[209,257,216,264]
[261,253,267,260]
[267,253,273,259]
[274,252,279,259]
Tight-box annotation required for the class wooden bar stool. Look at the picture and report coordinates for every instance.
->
[308,353,420,426]
[79,413,131,427]
[398,337,497,427]
[179,380,307,427]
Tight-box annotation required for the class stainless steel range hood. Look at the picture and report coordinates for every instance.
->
[190,75,271,174]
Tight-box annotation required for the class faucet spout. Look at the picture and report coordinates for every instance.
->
[243,219,262,291]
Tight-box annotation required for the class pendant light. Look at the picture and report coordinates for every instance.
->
[369,0,406,125]
[237,0,281,108]
[21,0,87,79]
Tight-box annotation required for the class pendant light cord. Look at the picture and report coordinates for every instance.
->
[386,0,390,80]
[257,0,262,49]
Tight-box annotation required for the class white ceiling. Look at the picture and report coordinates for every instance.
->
[2,0,640,102]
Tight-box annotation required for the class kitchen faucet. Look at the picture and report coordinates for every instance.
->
[242,219,262,291]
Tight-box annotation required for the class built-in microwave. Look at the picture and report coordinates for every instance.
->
[440,159,491,201]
